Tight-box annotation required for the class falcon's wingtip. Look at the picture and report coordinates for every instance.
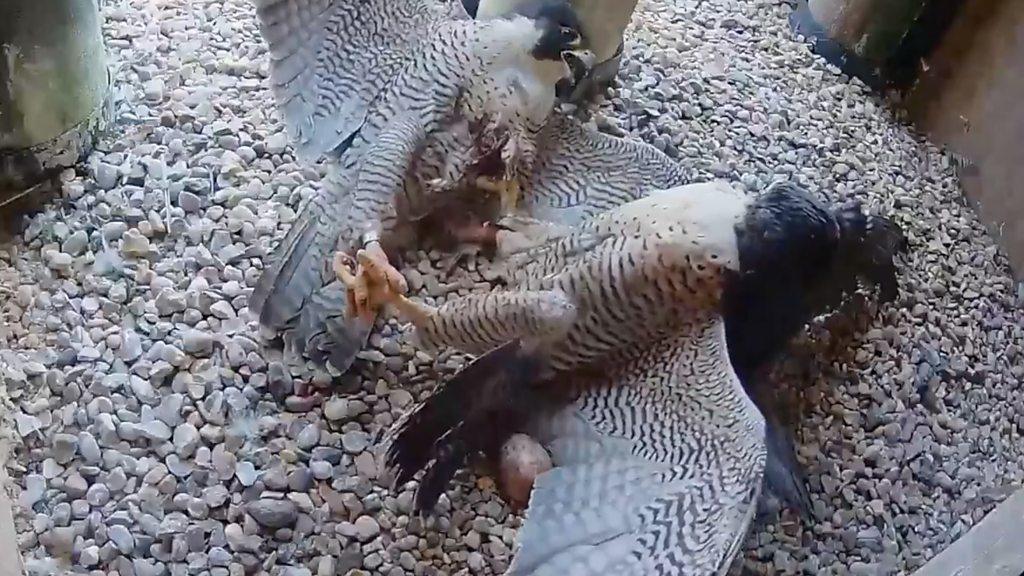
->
[384,340,552,513]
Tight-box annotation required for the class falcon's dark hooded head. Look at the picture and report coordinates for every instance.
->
[517,0,587,61]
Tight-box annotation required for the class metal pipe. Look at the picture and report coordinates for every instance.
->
[0,0,112,193]
[793,0,961,91]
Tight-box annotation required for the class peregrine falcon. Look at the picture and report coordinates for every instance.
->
[370,176,905,542]
[441,115,908,516]
[466,0,640,101]
[248,0,596,373]
[372,180,905,573]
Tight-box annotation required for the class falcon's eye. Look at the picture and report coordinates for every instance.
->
[560,26,576,37]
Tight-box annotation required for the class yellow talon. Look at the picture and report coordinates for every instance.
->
[331,246,409,322]
[332,249,435,326]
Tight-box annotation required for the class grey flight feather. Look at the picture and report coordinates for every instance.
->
[386,184,767,574]
[249,165,369,370]
[520,113,693,226]
[251,0,578,371]
[252,0,468,161]
[512,319,764,576]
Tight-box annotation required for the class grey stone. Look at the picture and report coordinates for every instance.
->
[235,461,258,487]
[130,376,161,405]
[296,423,319,450]
[142,420,173,441]
[353,515,380,542]
[79,545,101,567]
[247,499,298,529]
[20,474,46,508]
[64,473,88,499]
[95,163,119,190]
[178,191,202,213]
[182,329,215,356]
[86,483,111,507]
[51,433,79,464]
[341,431,370,454]
[108,524,135,554]
[225,523,258,552]
[62,230,90,256]
[173,423,201,457]
[265,132,287,155]
[120,229,152,257]
[78,432,102,464]
[309,461,332,480]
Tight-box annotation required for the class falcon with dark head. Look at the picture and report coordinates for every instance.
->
[465,0,640,102]
[371,180,905,574]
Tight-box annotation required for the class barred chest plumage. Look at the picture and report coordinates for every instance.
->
[399,20,567,221]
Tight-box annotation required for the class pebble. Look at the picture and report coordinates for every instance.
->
[94,162,118,190]
[323,397,351,421]
[62,230,89,256]
[20,474,45,507]
[120,228,151,257]
[266,132,287,155]
[80,545,101,567]
[178,190,202,213]
[2,1,1020,575]
[247,499,298,529]
[182,329,215,355]
[296,423,319,450]
[51,433,79,464]
[173,423,201,456]
[235,461,258,487]
[142,420,173,441]
[341,431,370,454]
[353,516,381,542]
[86,483,111,506]
[78,432,101,464]
[203,484,231,508]
[108,525,136,554]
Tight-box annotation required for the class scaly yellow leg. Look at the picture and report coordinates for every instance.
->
[388,294,437,329]
[333,251,435,328]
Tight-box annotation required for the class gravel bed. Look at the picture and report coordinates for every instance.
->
[2,0,1024,575]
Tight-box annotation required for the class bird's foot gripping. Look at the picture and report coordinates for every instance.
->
[332,246,428,325]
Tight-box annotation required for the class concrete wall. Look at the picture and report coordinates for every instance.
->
[905,0,1024,276]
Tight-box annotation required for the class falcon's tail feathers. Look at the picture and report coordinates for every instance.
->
[761,407,812,518]
[249,187,370,374]
[250,207,327,331]
[294,282,374,374]
[384,340,552,513]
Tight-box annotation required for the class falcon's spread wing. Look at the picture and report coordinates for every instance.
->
[250,165,372,372]
[520,113,693,226]
[512,318,765,576]
[250,0,475,372]
[253,0,469,161]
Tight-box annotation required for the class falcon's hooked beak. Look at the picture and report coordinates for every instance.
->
[561,48,597,85]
